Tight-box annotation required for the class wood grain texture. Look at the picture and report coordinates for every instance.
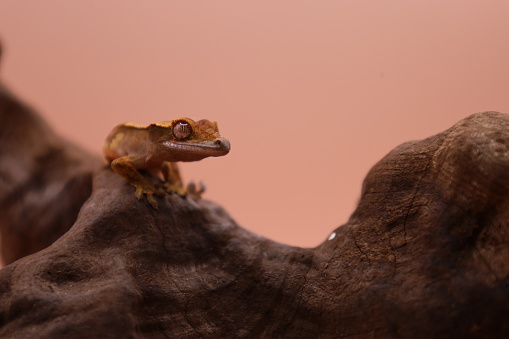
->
[1,79,508,337]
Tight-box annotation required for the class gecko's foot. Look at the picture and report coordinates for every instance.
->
[186,181,206,200]
[133,183,164,209]
[164,181,187,196]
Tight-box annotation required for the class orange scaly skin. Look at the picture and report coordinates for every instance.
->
[103,118,230,209]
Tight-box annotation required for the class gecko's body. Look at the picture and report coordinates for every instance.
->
[103,118,230,208]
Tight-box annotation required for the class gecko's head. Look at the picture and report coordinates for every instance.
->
[149,118,230,162]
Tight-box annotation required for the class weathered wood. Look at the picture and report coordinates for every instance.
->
[0,64,508,337]
[0,82,101,265]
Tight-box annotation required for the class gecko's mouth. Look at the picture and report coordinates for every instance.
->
[162,137,230,157]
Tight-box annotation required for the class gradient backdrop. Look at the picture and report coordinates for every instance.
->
[0,1,508,247]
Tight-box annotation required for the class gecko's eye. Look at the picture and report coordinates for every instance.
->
[172,121,193,140]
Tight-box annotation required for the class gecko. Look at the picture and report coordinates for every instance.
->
[103,117,230,208]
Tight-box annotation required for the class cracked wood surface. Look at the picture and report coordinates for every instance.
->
[1,78,509,337]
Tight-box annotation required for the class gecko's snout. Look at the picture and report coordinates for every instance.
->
[214,137,231,154]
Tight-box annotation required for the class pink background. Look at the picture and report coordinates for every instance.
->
[0,1,508,247]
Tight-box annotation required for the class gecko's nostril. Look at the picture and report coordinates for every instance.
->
[214,137,231,152]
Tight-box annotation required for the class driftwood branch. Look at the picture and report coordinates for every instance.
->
[0,83,101,265]
[1,79,508,337]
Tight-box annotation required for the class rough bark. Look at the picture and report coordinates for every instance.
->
[0,71,508,337]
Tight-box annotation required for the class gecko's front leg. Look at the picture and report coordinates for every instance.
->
[162,161,187,196]
[162,162,206,199]
[111,155,164,209]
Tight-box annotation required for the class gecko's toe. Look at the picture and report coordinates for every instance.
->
[134,187,144,200]
[132,183,161,209]
[187,181,196,192]
[187,181,206,200]
[164,182,186,196]
[146,194,159,209]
